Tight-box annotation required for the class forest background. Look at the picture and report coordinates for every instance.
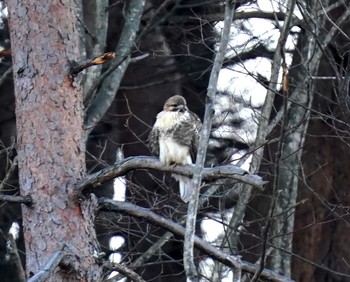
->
[0,0,349,281]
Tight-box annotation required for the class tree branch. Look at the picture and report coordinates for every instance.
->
[0,156,18,192]
[27,248,65,282]
[98,198,295,282]
[104,261,145,282]
[70,52,115,77]
[169,11,290,24]
[222,43,275,67]
[76,156,267,194]
[0,194,33,205]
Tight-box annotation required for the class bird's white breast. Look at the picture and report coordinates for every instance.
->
[159,137,192,165]
[154,110,193,165]
[154,110,192,128]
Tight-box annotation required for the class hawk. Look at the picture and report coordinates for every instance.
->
[148,95,202,202]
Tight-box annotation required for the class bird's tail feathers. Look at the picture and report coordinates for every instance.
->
[172,174,193,203]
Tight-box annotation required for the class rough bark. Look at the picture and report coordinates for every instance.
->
[7,1,102,281]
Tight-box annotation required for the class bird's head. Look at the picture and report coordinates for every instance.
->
[163,95,188,112]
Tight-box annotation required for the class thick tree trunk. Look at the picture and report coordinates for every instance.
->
[7,1,102,281]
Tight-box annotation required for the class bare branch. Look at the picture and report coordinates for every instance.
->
[0,194,32,205]
[0,156,18,192]
[169,11,290,24]
[99,198,295,282]
[223,43,275,67]
[76,156,266,194]
[70,52,116,76]
[104,261,145,282]
[27,248,65,282]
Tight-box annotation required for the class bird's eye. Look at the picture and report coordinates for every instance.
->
[169,104,179,111]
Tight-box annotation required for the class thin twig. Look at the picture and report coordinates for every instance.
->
[0,156,18,192]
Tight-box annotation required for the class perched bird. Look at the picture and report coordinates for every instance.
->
[148,95,202,202]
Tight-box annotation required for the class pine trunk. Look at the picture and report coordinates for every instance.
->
[7,1,102,280]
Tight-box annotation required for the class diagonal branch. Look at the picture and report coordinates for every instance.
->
[169,11,290,24]
[99,198,295,282]
[75,156,267,194]
[104,261,145,282]
[0,156,18,192]
[112,179,241,282]
[27,248,66,282]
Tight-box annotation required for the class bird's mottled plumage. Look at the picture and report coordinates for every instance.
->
[148,95,202,202]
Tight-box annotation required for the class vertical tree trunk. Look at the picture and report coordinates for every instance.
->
[269,31,316,276]
[7,1,102,281]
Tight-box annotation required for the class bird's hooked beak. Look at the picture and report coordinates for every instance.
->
[174,104,186,112]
